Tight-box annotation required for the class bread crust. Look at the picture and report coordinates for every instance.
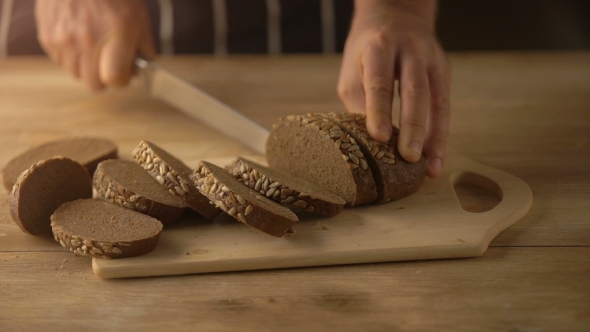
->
[193,161,298,237]
[133,140,221,220]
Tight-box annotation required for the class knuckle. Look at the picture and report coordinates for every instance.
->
[404,81,430,100]
[432,95,451,112]
[368,29,391,51]
[367,77,393,96]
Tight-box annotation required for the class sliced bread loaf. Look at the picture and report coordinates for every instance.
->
[93,159,187,225]
[225,157,346,216]
[51,199,163,259]
[2,137,117,192]
[266,114,378,206]
[318,112,427,203]
[133,141,221,220]
[193,161,298,237]
[10,157,93,235]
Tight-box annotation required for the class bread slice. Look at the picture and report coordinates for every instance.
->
[225,157,346,216]
[132,141,221,220]
[51,199,163,259]
[266,114,378,206]
[193,161,298,237]
[10,157,93,235]
[93,159,187,225]
[318,112,427,203]
[2,137,117,192]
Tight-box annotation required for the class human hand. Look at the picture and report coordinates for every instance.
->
[338,0,451,177]
[35,0,156,91]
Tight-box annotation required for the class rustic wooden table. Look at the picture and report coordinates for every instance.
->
[0,53,588,331]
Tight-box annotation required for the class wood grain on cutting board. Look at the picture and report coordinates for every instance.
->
[93,152,532,278]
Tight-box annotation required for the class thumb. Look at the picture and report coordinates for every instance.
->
[138,28,157,60]
[99,32,136,87]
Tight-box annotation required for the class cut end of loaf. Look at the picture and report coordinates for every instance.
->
[226,157,346,216]
[266,115,378,206]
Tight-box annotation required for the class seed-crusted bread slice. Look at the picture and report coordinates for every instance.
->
[10,157,92,235]
[133,140,221,220]
[2,137,117,192]
[193,161,298,237]
[225,157,346,216]
[51,199,163,259]
[317,112,427,203]
[93,159,187,225]
[266,114,378,206]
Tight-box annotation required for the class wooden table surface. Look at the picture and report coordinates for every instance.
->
[0,53,588,331]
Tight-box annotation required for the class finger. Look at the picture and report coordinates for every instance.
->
[398,56,430,163]
[99,33,136,87]
[138,30,157,60]
[424,59,452,177]
[337,51,366,114]
[61,50,81,78]
[80,47,105,92]
[362,44,396,143]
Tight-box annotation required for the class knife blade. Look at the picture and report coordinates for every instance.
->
[135,58,269,154]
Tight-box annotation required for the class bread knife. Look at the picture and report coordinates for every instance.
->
[135,58,269,154]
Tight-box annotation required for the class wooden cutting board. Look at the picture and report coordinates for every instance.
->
[93,152,532,279]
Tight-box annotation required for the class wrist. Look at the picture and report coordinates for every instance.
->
[354,0,438,31]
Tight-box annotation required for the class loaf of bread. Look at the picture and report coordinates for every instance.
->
[93,159,187,225]
[2,137,117,192]
[193,161,298,237]
[51,199,163,259]
[317,112,426,203]
[225,157,346,216]
[10,157,93,235]
[266,114,378,206]
[133,140,221,220]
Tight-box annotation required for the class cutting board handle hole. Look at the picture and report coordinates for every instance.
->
[452,172,502,213]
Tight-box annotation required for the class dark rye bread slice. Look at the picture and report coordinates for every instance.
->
[266,114,378,206]
[133,140,221,220]
[225,157,346,216]
[317,112,427,203]
[192,161,298,237]
[2,137,117,192]
[10,157,92,235]
[51,199,163,259]
[93,159,187,225]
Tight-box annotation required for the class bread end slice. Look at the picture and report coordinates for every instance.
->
[10,157,93,235]
[2,137,117,192]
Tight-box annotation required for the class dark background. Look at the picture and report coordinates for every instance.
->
[2,0,589,55]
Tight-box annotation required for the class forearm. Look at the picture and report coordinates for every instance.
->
[354,0,438,31]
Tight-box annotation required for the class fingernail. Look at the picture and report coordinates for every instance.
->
[429,158,442,174]
[409,140,422,155]
[378,125,391,140]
